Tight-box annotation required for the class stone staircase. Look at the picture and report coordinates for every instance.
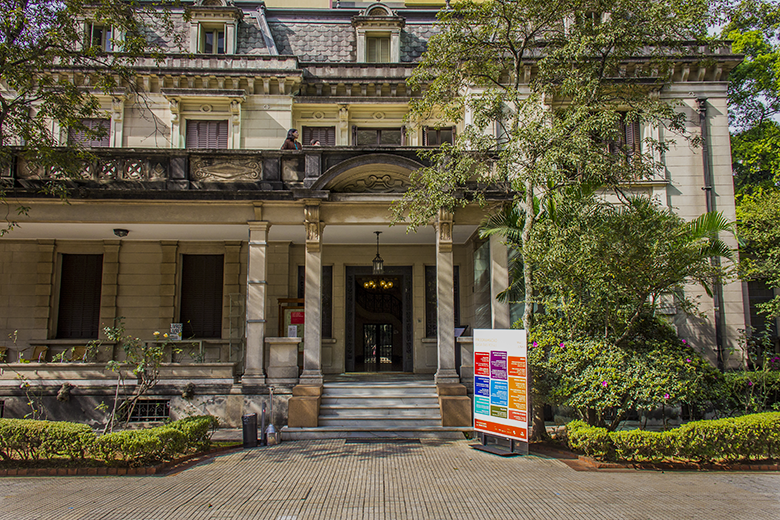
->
[282,377,472,440]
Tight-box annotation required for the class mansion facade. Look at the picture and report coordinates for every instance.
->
[0,0,746,432]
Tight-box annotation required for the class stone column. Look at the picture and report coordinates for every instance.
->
[242,219,270,386]
[435,209,460,384]
[300,201,323,385]
[489,234,511,329]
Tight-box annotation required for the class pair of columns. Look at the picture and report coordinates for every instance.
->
[243,204,511,387]
[243,201,324,386]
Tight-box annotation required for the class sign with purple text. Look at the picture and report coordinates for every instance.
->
[473,329,528,442]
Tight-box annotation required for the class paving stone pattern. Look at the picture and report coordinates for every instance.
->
[1,439,780,519]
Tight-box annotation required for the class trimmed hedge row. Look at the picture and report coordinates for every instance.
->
[567,412,780,463]
[0,415,219,466]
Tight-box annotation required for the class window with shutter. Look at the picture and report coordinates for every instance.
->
[68,118,110,147]
[57,254,103,339]
[180,254,224,339]
[186,120,229,149]
[302,127,336,146]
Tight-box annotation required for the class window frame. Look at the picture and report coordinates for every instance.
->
[200,25,226,54]
[56,254,104,340]
[179,254,224,339]
[352,126,406,147]
[185,119,229,149]
[68,118,111,148]
[302,126,336,147]
[423,126,456,147]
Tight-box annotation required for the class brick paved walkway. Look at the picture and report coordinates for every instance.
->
[1,439,779,519]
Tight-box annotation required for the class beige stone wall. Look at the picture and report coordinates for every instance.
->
[0,241,45,356]
[662,90,745,367]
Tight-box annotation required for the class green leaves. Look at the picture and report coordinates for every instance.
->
[737,189,780,319]
[526,196,734,341]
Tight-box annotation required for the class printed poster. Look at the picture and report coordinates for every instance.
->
[473,329,528,442]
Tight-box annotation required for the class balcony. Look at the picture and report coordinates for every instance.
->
[9,147,432,200]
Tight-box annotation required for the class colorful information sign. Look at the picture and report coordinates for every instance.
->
[473,329,528,442]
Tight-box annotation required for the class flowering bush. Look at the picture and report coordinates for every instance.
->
[531,317,722,430]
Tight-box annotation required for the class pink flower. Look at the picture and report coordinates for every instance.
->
[664,393,670,399]
[681,339,687,345]
[601,381,608,388]
[559,342,565,349]
[532,341,538,348]
[685,358,692,363]
[748,381,754,387]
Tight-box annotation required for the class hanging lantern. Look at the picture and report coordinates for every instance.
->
[372,231,384,275]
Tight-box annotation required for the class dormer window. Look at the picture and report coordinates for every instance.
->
[353,3,404,63]
[187,2,242,56]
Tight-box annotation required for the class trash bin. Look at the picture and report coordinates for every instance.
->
[242,413,258,448]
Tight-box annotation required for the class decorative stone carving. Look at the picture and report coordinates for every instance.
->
[304,203,321,242]
[190,157,261,181]
[338,173,407,193]
[437,208,453,252]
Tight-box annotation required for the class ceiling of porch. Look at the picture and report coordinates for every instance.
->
[2,223,479,244]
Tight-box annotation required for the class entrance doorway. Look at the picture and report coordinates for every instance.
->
[346,266,413,372]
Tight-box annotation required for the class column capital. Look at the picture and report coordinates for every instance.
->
[435,208,453,253]
[247,220,271,232]
[304,204,324,252]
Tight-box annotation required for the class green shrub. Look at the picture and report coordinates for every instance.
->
[95,426,187,466]
[566,412,780,463]
[168,415,219,452]
[567,420,613,460]
[0,419,95,461]
[721,371,780,414]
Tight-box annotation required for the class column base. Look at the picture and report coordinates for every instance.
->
[434,368,460,385]
[299,370,324,385]
[241,373,266,386]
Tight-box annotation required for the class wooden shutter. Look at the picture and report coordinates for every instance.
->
[180,254,224,338]
[186,120,228,149]
[68,119,110,147]
[625,120,641,155]
[303,126,336,146]
[57,254,103,339]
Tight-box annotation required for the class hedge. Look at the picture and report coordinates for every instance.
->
[0,415,219,466]
[0,419,94,461]
[567,412,780,463]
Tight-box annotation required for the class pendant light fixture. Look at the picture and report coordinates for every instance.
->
[372,231,384,275]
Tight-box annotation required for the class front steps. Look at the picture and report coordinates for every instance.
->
[283,378,472,440]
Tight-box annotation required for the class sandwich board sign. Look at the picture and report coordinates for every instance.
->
[473,329,529,448]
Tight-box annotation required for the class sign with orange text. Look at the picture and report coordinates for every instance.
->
[473,329,528,442]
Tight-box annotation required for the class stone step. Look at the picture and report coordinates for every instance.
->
[282,426,471,440]
[320,396,440,407]
[322,384,437,397]
[317,417,443,428]
[320,406,441,418]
